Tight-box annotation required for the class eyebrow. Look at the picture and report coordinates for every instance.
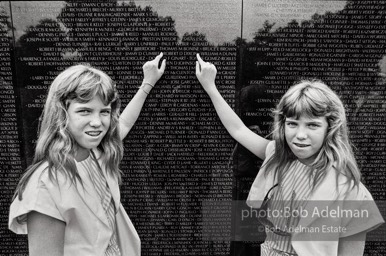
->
[285,118,298,122]
[74,105,91,110]
[74,106,112,111]
[285,118,323,124]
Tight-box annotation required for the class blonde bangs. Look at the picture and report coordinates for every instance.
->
[70,69,118,106]
[281,82,330,119]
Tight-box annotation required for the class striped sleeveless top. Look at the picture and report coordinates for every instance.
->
[77,154,121,256]
[261,160,312,256]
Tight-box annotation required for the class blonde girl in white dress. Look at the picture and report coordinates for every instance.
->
[9,53,166,256]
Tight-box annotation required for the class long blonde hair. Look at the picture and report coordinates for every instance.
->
[264,80,361,190]
[14,64,123,200]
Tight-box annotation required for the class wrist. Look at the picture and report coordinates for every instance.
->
[138,81,154,95]
[204,84,218,95]
[142,80,155,87]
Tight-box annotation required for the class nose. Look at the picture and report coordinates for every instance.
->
[296,127,307,140]
[89,114,102,127]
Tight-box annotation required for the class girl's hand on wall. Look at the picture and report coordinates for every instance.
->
[195,53,217,93]
[142,52,166,86]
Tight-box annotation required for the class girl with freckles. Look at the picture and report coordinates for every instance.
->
[9,53,166,256]
[195,53,384,256]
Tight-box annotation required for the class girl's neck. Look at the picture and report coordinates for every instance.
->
[297,152,318,166]
[298,158,313,166]
[75,148,90,162]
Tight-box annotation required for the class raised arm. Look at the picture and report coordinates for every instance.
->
[119,52,166,139]
[195,53,270,160]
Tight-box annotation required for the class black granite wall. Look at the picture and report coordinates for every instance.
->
[1,1,385,255]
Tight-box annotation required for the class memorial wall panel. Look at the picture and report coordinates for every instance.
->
[3,0,240,255]
[0,0,385,255]
[0,2,26,255]
[241,0,386,254]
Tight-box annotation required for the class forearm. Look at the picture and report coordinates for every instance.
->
[119,53,166,140]
[205,86,245,137]
[196,53,269,159]
[119,81,152,139]
[206,86,269,159]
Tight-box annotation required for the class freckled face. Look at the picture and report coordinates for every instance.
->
[285,115,328,165]
[67,96,111,161]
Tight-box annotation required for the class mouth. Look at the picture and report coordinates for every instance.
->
[85,131,103,137]
[293,142,310,148]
